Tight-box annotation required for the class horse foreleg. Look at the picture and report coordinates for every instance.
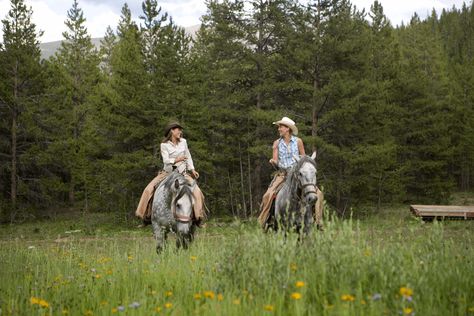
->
[303,205,314,236]
[153,223,167,254]
[176,232,193,250]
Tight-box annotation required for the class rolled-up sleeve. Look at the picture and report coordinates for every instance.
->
[184,140,195,171]
[160,143,175,165]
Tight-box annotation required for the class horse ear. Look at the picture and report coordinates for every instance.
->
[311,151,317,160]
[174,179,180,189]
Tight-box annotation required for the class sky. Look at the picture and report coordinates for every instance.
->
[0,0,470,43]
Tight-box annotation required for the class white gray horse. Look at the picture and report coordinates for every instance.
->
[151,172,197,254]
[274,153,318,235]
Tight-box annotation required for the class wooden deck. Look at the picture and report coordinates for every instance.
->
[410,205,474,220]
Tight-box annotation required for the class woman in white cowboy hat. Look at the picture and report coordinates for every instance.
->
[135,122,206,225]
[257,117,324,230]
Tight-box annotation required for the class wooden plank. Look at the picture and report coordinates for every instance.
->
[410,205,474,219]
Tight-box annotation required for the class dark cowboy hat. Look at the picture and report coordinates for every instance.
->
[164,122,184,137]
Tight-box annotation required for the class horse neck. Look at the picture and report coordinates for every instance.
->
[285,167,300,202]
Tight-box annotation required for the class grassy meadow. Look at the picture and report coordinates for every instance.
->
[0,202,473,315]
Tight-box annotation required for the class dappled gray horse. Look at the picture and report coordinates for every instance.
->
[274,153,318,235]
[151,172,197,254]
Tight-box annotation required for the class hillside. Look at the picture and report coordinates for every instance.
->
[39,24,200,59]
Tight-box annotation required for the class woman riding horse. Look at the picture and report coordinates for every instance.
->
[257,117,324,230]
[135,122,206,225]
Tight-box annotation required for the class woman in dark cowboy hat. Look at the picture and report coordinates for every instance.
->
[135,122,206,224]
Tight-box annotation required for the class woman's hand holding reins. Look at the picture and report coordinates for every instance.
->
[191,170,199,179]
[175,155,187,163]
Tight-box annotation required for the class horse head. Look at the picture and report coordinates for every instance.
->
[293,152,318,206]
[166,173,194,235]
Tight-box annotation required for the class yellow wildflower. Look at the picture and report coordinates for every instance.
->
[111,308,118,313]
[364,249,372,256]
[84,310,93,316]
[165,291,173,297]
[164,303,172,309]
[106,269,113,275]
[94,274,101,279]
[341,294,355,302]
[127,255,134,261]
[30,297,40,305]
[361,299,367,305]
[204,291,215,299]
[399,287,413,297]
[100,301,108,306]
[194,293,202,300]
[155,306,162,312]
[403,307,413,315]
[62,309,69,315]
[290,263,297,272]
[217,294,224,301]
[233,299,241,305]
[38,299,49,308]
[190,256,197,262]
[291,292,302,300]
[264,304,274,312]
[98,257,111,264]
[295,281,305,288]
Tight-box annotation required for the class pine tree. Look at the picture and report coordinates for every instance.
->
[0,0,43,218]
[394,14,453,202]
[438,3,474,191]
[99,26,116,76]
[92,3,151,212]
[39,0,100,208]
[190,0,254,215]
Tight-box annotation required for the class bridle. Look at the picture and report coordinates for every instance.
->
[171,186,193,223]
[301,182,317,197]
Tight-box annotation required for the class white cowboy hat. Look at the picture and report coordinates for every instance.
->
[273,116,298,136]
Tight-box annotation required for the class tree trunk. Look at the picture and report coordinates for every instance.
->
[69,176,75,205]
[239,142,247,218]
[312,83,318,153]
[10,60,19,209]
[227,170,235,217]
[11,109,17,209]
[247,150,253,215]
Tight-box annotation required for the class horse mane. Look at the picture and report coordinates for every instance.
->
[162,172,193,202]
[286,155,317,200]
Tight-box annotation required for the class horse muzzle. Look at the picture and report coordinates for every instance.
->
[301,183,318,204]
[174,214,192,223]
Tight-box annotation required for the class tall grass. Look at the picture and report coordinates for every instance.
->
[0,215,473,315]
